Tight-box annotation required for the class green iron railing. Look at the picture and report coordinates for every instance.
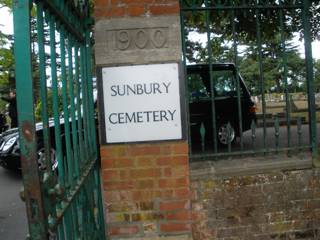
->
[13,0,106,239]
[180,0,318,161]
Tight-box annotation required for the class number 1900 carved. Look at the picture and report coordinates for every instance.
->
[108,27,169,51]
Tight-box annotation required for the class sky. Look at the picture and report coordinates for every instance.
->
[0,7,319,59]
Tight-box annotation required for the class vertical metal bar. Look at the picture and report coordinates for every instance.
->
[302,0,318,162]
[227,122,231,153]
[255,4,267,153]
[88,175,96,237]
[94,166,107,238]
[74,45,85,169]
[36,4,59,232]
[71,201,79,239]
[80,46,89,162]
[251,120,256,154]
[36,2,52,173]
[60,28,74,186]
[232,9,243,151]
[58,224,65,240]
[275,115,280,154]
[200,122,206,152]
[67,36,80,180]
[77,192,84,239]
[205,0,218,153]
[85,26,97,159]
[179,6,193,155]
[279,6,291,153]
[62,207,73,240]
[297,116,302,153]
[49,13,65,185]
[13,1,47,239]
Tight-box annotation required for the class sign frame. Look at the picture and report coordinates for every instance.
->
[96,62,187,144]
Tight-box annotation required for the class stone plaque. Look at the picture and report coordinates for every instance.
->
[94,16,182,65]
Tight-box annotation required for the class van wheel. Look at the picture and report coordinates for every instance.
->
[217,122,236,146]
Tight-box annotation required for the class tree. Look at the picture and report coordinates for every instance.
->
[182,0,319,97]
[0,0,14,111]
[315,59,320,91]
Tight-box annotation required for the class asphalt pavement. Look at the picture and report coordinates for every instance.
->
[0,167,28,240]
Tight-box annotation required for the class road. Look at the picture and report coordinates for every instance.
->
[0,168,28,240]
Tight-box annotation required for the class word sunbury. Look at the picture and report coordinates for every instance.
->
[110,82,171,96]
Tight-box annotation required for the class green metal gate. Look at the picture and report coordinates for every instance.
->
[13,0,106,239]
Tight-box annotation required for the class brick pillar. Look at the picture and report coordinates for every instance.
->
[94,1,192,239]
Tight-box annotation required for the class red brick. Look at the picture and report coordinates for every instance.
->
[128,145,161,156]
[120,170,131,180]
[166,210,191,220]
[162,190,174,199]
[149,3,180,16]
[100,145,128,158]
[160,223,191,233]
[96,6,126,18]
[159,178,174,188]
[104,191,120,202]
[104,181,133,190]
[114,158,133,168]
[176,177,189,187]
[159,177,189,188]
[136,179,155,189]
[135,157,155,167]
[172,165,189,177]
[156,156,188,166]
[122,0,153,4]
[101,158,114,168]
[100,146,110,157]
[107,202,136,212]
[164,168,172,177]
[109,224,140,236]
[132,190,161,201]
[110,0,120,4]
[102,170,119,181]
[130,168,161,179]
[172,143,189,154]
[94,0,108,7]
[160,200,190,211]
[175,188,191,198]
[159,143,172,154]
[127,5,145,17]
[119,190,133,201]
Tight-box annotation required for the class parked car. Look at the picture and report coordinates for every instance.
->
[187,63,257,149]
[0,120,58,171]
[0,90,98,172]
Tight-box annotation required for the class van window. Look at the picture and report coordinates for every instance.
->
[188,69,244,100]
[212,70,236,97]
[188,73,209,102]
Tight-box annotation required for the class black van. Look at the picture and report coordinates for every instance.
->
[187,63,257,149]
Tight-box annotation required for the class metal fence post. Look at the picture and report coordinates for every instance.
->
[302,0,319,165]
[13,0,47,239]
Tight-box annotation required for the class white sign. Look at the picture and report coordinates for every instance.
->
[102,63,182,143]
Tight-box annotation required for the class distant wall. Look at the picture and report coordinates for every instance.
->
[191,167,320,240]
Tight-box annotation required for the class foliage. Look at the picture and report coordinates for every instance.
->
[0,0,10,9]
[35,89,63,122]
[0,0,14,111]
[182,0,319,96]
